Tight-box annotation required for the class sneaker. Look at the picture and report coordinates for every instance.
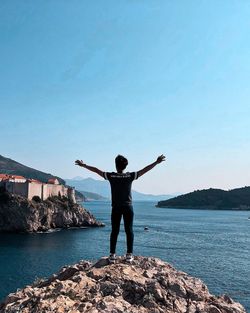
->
[125,253,134,263]
[109,253,116,264]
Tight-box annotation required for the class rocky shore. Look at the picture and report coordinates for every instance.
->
[0,256,246,313]
[0,190,104,232]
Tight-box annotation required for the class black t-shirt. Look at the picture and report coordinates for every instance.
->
[103,171,138,207]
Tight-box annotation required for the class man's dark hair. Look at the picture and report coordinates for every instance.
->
[115,155,128,171]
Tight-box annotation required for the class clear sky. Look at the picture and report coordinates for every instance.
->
[1,1,250,194]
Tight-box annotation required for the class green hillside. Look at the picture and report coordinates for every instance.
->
[0,154,65,184]
[157,187,250,210]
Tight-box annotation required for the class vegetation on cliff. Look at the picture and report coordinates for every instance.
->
[75,190,86,202]
[157,187,250,210]
[79,190,108,201]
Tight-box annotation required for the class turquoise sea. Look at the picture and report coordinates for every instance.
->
[0,201,249,311]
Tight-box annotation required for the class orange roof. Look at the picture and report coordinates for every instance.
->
[0,174,9,181]
[10,175,26,179]
[0,174,26,180]
[27,179,42,184]
[48,178,59,184]
[0,174,9,179]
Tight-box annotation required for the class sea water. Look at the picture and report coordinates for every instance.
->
[0,201,249,310]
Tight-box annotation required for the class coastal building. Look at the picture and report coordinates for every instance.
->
[0,174,76,203]
[0,174,26,183]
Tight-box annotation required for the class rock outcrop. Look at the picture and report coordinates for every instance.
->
[0,256,246,313]
[0,191,104,232]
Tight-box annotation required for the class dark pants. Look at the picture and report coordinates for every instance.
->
[110,205,134,254]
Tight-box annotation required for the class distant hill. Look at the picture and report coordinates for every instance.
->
[0,155,65,185]
[65,177,174,201]
[157,187,250,210]
[79,191,108,201]
[75,190,86,202]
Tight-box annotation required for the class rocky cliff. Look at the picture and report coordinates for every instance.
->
[0,190,104,233]
[0,256,246,313]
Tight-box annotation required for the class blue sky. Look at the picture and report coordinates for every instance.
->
[1,1,250,194]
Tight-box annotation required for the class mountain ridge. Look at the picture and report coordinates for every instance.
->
[65,177,175,201]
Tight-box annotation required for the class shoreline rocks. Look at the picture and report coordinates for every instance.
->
[0,256,246,313]
[0,191,104,233]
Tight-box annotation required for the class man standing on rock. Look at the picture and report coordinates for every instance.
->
[75,154,166,263]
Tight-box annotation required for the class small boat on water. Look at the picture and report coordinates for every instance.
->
[144,227,149,231]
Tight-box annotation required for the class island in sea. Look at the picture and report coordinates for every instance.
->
[157,187,250,210]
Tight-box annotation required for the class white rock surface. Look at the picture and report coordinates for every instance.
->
[0,256,246,313]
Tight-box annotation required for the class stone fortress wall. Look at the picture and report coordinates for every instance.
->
[0,174,76,203]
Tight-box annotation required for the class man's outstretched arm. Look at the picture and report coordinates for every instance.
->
[75,159,104,178]
[137,154,166,178]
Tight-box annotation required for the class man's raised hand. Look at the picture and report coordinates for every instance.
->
[74,160,104,178]
[156,154,166,164]
[75,160,85,167]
